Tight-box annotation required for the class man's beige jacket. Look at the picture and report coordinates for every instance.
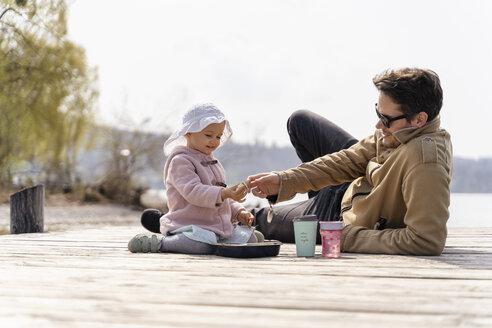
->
[277,118,453,255]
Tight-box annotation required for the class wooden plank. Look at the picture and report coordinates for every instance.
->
[0,226,491,327]
[1,302,486,328]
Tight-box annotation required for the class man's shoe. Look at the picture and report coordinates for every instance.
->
[128,233,163,253]
[141,209,162,233]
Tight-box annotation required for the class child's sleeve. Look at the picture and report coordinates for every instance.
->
[229,200,247,223]
[167,156,223,208]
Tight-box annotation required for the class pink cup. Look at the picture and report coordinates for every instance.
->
[320,221,343,258]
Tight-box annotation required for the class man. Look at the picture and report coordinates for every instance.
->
[248,68,453,255]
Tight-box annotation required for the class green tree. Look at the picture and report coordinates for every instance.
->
[0,0,97,189]
[97,119,164,205]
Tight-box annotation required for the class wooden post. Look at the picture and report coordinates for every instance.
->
[10,184,44,234]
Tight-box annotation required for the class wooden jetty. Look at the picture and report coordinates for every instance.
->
[0,226,491,327]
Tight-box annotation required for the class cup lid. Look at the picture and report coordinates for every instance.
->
[320,221,343,230]
[293,214,318,222]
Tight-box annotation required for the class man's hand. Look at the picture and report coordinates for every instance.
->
[237,210,254,227]
[221,183,248,202]
[246,172,280,198]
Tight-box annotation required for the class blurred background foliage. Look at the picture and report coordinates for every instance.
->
[0,0,164,206]
[0,0,97,190]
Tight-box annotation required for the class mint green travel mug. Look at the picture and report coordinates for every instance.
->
[293,215,318,257]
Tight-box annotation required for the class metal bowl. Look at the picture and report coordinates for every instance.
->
[212,240,282,258]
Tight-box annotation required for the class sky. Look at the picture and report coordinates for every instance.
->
[66,0,492,159]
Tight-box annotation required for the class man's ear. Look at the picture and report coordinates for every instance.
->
[414,112,428,127]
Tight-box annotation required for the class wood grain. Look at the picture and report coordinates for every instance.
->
[0,226,491,327]
[9,185,44,234]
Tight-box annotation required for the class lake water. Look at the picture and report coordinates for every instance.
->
[447,193,492,227]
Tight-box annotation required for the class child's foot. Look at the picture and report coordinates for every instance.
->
[254,230,265,243]
[128,233,163,253]
[141,209,162,233]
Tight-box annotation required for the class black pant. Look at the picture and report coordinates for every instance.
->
[252,110,358,244]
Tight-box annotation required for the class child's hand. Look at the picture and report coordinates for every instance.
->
[237,210,254,227]
[221,182,249,202]
[246,173,280,198]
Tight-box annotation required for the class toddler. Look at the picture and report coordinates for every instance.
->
[128,103,263,254]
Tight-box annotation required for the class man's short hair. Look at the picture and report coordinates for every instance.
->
[373,68,443,122]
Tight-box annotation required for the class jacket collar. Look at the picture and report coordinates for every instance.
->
[392,116,441,145]
[170,145,215,160]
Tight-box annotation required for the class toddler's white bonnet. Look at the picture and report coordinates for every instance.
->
[163,103,232,155]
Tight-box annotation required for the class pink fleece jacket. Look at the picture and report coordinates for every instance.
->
[160,146,245,238]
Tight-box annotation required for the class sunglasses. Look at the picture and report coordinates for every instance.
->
[375,103,409,128]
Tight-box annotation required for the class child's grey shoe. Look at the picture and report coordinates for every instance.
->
[128,233,163,253]
[254,230,265,243]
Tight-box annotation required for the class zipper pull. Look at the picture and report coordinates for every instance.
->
[267,201,275,223]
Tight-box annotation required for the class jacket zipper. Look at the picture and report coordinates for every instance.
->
[369,166,380,183]
[340,192,371,214]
